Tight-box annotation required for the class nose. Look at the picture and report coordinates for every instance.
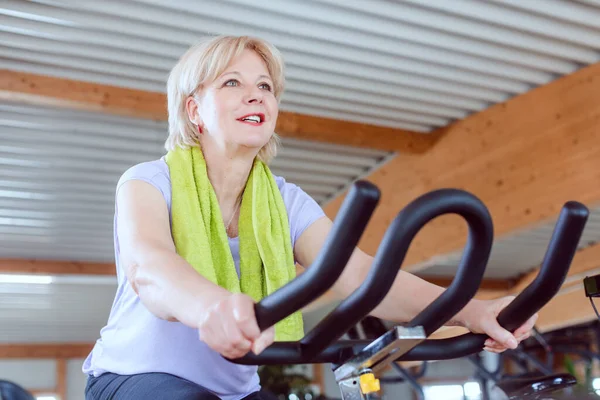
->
[243,86,264,104]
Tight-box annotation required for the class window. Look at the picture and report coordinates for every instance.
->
[35,395,59,400]
[423,382,482,400]
[593,378,600,395]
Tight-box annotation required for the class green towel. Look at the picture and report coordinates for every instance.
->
[165,146,303,341]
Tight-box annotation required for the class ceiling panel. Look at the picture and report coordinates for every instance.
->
[0,101,392,263]
[2,0,599,131]
[415,204,600,279]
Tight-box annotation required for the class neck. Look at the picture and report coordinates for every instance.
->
[201,140,256,212]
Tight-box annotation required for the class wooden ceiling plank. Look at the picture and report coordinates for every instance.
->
[323,63,600,272]
[0,343,93,359]
[0,259,115,275]
[0,70,439,153]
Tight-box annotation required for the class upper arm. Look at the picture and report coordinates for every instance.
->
[116,179,176,288]
[294,216,372,299]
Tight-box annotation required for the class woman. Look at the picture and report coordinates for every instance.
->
[82,35,536,400]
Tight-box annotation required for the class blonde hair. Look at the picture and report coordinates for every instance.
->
[165,35,284,164]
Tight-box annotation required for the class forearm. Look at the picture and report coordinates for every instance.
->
[370,270,474,327]
[123,243,231,328]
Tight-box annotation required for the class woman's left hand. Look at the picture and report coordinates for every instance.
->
[460,296,538,353]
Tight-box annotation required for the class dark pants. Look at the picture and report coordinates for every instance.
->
[85,372,275,400]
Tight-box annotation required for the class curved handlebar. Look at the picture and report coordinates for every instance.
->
[233,188,494,364]
[404,190,493,336]
[398,201,589,361]
[231,185,589,367]
[299,189,493,358]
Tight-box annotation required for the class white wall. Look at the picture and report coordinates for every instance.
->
[0,358,87,400]
[0,359,56,391]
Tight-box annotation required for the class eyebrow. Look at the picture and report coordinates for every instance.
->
[220,71,272,81]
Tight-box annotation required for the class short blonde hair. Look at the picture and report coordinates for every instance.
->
[165,35,284,164]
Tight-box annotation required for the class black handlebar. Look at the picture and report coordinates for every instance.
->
[398,201,589,361]
[230,181,589,367]
[404,190,493,336]
[299,189,493,359]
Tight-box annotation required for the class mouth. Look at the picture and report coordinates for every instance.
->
[237,113,265,126]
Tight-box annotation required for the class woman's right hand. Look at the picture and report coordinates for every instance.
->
[197,293,275,359]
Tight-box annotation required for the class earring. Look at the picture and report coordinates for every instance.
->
[197,124,203,135]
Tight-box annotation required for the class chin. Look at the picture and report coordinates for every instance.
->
[241,140,270,153]
[238,132,272,149]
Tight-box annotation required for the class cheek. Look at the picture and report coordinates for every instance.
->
[199,92,231,130]
[268,101,279,127]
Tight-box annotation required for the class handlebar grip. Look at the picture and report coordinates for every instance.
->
[254,180,380,331]
[398,201,589,361]
[495,201,589,331]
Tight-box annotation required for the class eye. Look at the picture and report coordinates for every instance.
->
[224,79,239,87]
[259,82,272,91]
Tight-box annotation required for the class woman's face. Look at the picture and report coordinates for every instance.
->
[191,49,278,153]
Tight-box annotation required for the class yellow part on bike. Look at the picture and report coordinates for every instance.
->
[359,373,381,394]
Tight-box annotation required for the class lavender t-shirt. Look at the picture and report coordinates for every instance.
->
[82,158,325,399]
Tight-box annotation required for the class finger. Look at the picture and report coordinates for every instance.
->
[484,341,504,351]
[253,326,275,355]
[514,314,538,337]
[484,346,506,354]
[481,318,518,349]
[489,332,529,347]
[484,340,509,350]
[487,344,509,352]
[516,332,531,343]
[220,310,252,355]
[485,335,521,351]
[199,313,233,356]
[231,294,261,342]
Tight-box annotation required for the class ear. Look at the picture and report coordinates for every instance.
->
[185,96,203,127]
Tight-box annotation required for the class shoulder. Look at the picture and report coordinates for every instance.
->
[273,175,312,210]
[118,158,169,185]
[273,174,325,245]
[117,158,171,207]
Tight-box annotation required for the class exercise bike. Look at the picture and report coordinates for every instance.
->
[231,181,590,400]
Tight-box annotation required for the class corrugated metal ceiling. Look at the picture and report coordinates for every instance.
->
[415,205,600,279]
[0,100,392,263]
[2,0,599,131]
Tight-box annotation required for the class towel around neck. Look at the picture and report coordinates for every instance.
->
[165,146,303,342]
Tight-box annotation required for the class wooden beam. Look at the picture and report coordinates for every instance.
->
[516,243,600,332]
[56,358,67,400]
[419,276,517,291]
[275,111,440,153]
[30,389,59,397]
[0,343,93,359]
[536,283,595,333]
[429,243,600,338]
[0,259,115,275]
[511,242,600,295]
[324,63,600,271]
[0,70,439,153]
[313,364,325,395]
[0,259,307,278]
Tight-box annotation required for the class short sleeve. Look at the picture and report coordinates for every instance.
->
[116,159,172,212]
[275,176,326,247]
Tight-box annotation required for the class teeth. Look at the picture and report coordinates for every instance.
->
[242,115,261,123]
